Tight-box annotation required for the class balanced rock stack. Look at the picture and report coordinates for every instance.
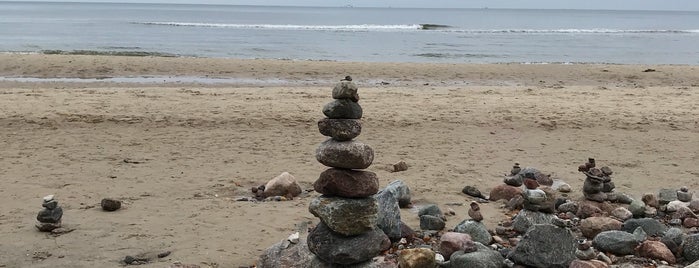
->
[36,195,63,232]
[308,77,391,265]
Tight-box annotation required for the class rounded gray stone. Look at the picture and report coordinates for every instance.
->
[322,99,363,119]
[316,139,374,169]
[592,230,641,255]
[419,215,445,231]
[508,224,576,268]
[332,81,360,102]
[317,118,362,141]
[453,220,492,245]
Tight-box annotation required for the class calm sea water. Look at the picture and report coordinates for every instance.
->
[1,1,698,64]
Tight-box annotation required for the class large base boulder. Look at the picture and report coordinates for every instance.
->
[258,238,396,268]
[307,223,391,265]
[507,224,577,268]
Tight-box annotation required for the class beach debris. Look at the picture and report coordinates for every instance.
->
[468,201,483,222]
[36,195,63,232]
[392,160,408,172]
[643,68,656,72]
[461,185,485,199]
[678,186,693,202]
[100,198,122,211]
[252,172,302,201]
[123,250,172,265]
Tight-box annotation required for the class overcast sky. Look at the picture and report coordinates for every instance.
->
[6,0,699,11]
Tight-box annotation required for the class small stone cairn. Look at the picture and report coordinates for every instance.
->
[36,195,63,232]
[308,77,390,265]
[579,158,616,202]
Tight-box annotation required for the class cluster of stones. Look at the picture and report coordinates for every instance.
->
[36,195,63,232]
[307,78,391,265]
[579,158,621,202]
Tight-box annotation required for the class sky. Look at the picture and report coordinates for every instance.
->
[6,0,699,11]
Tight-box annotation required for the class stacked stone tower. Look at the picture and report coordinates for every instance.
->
[307,78,390,265]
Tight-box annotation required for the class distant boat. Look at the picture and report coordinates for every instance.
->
[345,4,354,8]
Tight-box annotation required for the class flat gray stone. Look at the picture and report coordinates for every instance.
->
[318,118,362,141]
[309,195,378,236]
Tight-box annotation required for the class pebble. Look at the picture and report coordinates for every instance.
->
[100,198,122,211]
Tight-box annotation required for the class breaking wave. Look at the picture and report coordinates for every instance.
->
[133,22,698,34]
[134,21,451,31]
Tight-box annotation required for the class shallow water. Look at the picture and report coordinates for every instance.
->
[1,2,698,64]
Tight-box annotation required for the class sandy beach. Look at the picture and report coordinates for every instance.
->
[0,54,698,267]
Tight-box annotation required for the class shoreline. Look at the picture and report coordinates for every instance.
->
[0,54,698,267]
[1,54,698,89]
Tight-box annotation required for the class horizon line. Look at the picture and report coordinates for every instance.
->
[3,0,699,12]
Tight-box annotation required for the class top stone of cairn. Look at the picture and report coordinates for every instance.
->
[332,81,359,102]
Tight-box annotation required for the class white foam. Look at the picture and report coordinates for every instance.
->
[137,22,424,31]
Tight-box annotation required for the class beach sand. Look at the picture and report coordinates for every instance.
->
[0,54,698,267]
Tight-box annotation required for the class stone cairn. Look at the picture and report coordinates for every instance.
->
[579,158,616,202]
[307,77,390,265]
[36,195,63,232]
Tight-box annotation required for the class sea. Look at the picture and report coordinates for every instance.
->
[1,1,699,64]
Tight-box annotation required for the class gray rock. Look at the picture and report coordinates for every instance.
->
[684,234,699,263]
[503,176,523,187]
[317,118,362,141]
[557,202,578,214]
[263,172,303,198]
[309,196,378,236]
[35,222,61,232]
[100,198,122,211]
[612,192,634,204]
[687,260,699,268]
[611,207,633,222]
[661,227,685,255]
[677,190,693,202]
[418,204,442,218]
[258,237,397,268]
[512,209,556,233]
[447,242,504,268]
[316,139,374,169]
[374,189,401,242]
[332,81,360,102]
[453,219,492,245]
[658,188,678,205]
[36,206,62,224]
[384,180,411,208]
[258,238,318,267]
[307,222,391,265]
[628,199,646,218]
[592,230,642,255]
[507,224,576,268]
[462,186,485,199]
[323,99,363,119]
[621,218,668,237]
[420,215,446,231]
